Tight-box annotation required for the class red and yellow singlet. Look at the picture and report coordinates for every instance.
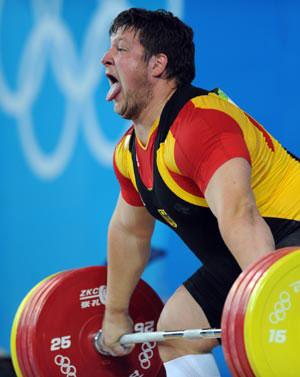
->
[114,90,299,222]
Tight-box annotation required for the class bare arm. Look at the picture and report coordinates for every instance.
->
[204,158,275,270]
[106,194,155,314]
[101,194,155,355]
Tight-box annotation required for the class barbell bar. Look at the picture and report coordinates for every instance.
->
[10,246,300,377]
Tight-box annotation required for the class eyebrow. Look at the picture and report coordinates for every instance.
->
[112,37,128,44]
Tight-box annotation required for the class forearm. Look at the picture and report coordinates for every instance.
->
[105,220,151,314]
[219,205,275,270]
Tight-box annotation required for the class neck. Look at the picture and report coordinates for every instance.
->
[133,81,177,145]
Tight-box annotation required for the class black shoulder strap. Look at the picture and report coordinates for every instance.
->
[156,84,209,143]
[129,84,209,151]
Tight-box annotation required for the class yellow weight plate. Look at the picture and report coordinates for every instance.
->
[10,274,57,377]
[244,248,300,377]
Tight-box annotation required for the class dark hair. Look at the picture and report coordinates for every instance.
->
[109,8,195,86]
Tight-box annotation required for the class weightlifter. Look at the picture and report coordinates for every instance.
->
[100,8,300,376]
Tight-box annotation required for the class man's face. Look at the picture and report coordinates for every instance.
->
[102,27,153,120]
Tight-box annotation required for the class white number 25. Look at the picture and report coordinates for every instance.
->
[50,335,72,351]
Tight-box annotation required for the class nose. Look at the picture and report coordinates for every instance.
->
[101,49,113,66]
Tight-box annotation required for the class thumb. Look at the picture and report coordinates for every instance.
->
[112,343,135,357]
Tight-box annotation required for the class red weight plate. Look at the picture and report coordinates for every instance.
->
[156,365,166,376]
[17,272,72,377]
[15,274,64,377]
[230,252,280,377]
[234,252,286,377]
[221,285,242,375]
[240,248,298,375]
[221,268,246,376]
[22,266,164,377]
[221,252,275,376]
[23,272,73,377]
[234,247,298,377]
[14,287,42,377]
[15,294,35,376]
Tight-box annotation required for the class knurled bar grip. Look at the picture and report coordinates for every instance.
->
[119,328,222,344]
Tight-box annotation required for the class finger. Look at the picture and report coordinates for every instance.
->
[110,343,135,357]
[95,331,118,356]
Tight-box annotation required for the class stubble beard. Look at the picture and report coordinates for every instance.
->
[117,76,154,120]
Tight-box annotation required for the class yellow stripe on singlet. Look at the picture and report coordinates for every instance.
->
[156,142,208,207]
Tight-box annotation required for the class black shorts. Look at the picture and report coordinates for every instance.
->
[183,227,300,335]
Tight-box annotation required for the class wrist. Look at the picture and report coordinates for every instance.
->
[105,306,129,317]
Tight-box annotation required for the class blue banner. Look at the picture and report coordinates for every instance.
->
[1,1,299,376]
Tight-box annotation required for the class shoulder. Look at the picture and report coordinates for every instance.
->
[166,90,250,178]
[191,90,249,129]
[188,89,244,118]
[172,90,248,138]
[114,126,134,178]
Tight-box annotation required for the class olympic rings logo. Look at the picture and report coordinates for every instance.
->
[269,291,291,324]
[138,342,156,370]
[54,355,77,377]
[0,0,183,180]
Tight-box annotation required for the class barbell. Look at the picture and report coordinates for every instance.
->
[10,246,300,377]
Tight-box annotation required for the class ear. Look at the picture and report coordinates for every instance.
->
[149,53,168,78]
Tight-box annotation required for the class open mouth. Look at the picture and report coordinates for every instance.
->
[106,73,119,85]
[105,73,122,102]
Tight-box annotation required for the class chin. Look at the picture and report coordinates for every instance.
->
[114,106,128,120]
[119,111,132,120]
[115,102,131,120]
